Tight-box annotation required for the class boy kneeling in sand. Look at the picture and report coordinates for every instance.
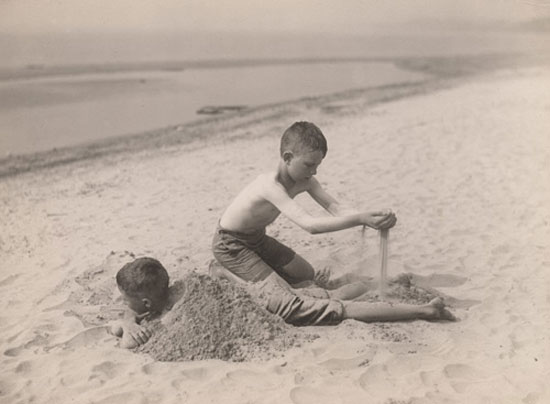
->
[111,257,169,348]
[212,121,454,325]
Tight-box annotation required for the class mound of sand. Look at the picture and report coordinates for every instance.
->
[137,272,317,362]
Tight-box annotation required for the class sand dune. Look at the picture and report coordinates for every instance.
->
[1,65,549,404]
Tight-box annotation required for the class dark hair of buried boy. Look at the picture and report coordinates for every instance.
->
[116,257,169,303]
[280,121,328,158]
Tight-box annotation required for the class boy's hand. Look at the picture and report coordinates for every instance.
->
[314,267,331,288]
[361,210,397,230]
[122,322,152,346]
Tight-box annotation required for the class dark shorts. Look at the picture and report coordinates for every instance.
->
[211,224,344,326]
[212,224,297,282]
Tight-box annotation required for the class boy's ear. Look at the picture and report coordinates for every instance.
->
[142,298,152,310]
[282,151,294,164]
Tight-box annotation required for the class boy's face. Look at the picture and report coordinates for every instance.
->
[120,289,150,314]
[285,149,324,182]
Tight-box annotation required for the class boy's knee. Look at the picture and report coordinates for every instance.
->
[282,255,315,282]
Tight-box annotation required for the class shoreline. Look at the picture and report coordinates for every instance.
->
[1,52,548,179]
[1,56,430,82]
[0,51,539,82]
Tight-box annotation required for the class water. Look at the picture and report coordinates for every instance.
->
[1,30,548,156]
[0,61,427,155]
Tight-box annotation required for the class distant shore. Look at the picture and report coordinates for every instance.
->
[0,52,542,82]
[1,52,548,179]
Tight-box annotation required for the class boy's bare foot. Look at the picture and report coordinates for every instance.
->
[422,297,457,321]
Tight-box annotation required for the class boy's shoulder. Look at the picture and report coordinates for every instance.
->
[237,172,294,205]
[256,171,276,182]
[247,172,280,194]
[244,171,312,201]
[256,171,301,196]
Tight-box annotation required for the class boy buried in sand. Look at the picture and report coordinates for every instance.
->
[212,121,454,325]
[110,257,169,348]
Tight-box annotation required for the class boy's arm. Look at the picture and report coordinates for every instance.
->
[307,177,394,222]
[266,181,394,234]
[307,177,353,216]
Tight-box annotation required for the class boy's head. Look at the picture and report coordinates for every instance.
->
[116,257,169,315]
[280,122,327,181]
[280,121,327,158]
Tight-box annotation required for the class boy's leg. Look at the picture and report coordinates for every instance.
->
[328,282,369,300]
[209,259,248,284]
[257,274,455,325]
[260,235,347,288]
[214,230,370,302]
[256,234,318,285]
[280,253,315,284]
[212,228,275,282]
[280,256,370,300]
[281,253,375,290]
[256,272,345,325]
[342,297,456,322]
[321,273,374,290]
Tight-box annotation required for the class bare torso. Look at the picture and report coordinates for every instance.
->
[219,172,310,233]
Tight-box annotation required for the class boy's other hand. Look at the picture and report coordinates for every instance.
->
[123,322,152,346]
[314,267,331,288]
[361,210,397,230]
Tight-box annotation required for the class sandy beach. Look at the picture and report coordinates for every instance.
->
[1,60,549,404]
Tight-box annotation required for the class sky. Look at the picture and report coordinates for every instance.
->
[1,0,549,35]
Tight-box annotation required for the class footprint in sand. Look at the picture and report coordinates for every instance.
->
[141,361,173,376]
[358,364,396,393]
[91,361,126,379]
[290,386,348,404]
[3,346,23,357]
[424,332,464,357]
[169,379,191,399]
[224,369,277,390]
[0,274,20,288]
[0,379,17,398]
[89,362,128,387]
[443,363,486,380]
[180,367,210,381]
[4,330,53,357]
[88,391,148,404]
[419,369,440,387]
[358,360,430,400]
[318,352,374,371]
[14,360,32,374]
[442,363,488,394]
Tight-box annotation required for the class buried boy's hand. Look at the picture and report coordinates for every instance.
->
[122,322,152,348]
[314,267,331,287]
[361,209,397,230]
